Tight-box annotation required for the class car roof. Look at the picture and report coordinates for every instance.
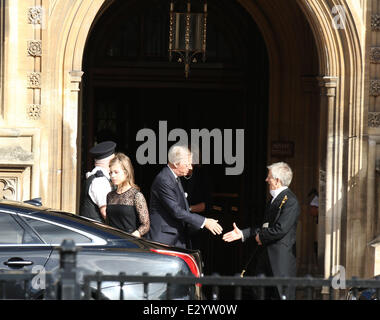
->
[0,199,200,255]
[0,200,142,244]
[0,199,49,212]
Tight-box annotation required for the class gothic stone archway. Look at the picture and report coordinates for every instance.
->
[48,0,366,280]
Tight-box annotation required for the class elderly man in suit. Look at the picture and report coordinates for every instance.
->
[148,145,223,249]
[223,162,300,299]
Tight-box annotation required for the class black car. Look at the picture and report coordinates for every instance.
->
[346,277,380,300]
[0,200,203,300]
[346,288,379,300]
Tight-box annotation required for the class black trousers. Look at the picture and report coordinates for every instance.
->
[252,248,280,300]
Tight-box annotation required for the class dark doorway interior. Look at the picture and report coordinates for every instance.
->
[90,87,247,198]
[81,0,269,289]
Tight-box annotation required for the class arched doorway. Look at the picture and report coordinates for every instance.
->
[79,0,326,282]
[82,0,269,280]
[52,0,365,281]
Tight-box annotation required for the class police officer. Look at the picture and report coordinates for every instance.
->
[80,141,116,222]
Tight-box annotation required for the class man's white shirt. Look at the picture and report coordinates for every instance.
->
[86,166,112,208]
[167,165,206,228]
[269,186,288,203]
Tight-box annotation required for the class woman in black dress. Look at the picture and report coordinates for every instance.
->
[107,153,149,237]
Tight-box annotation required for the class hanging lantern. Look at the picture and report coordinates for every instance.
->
[169,0,207,78]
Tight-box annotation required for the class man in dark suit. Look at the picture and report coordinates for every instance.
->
[223,162,300,299]
[148,145,223,249]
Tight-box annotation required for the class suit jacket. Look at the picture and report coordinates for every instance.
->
[147,166,205,248]
[242,188,300,278]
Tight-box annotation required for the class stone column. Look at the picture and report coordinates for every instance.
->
[61,70,84,213]
[317,76,341,283]
[366,139,376,276]
[367,114,380,276]
[368,139,376,239]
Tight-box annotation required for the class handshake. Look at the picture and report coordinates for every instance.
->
[204,220,262,245]
[204,218,223,235]
[222,222,262,245]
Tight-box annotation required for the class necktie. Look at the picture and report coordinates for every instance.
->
[176,177,189,211]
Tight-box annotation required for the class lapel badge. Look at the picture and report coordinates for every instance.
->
[279,195,288,209]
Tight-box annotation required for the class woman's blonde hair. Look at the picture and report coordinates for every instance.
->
[109,153,139,190]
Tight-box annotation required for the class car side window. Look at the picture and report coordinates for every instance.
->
[24,217,92,244]
[0,212,27,244]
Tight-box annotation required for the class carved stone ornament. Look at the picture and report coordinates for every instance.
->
[370,80,380,97]
[0,178,16,200]
[368,112,380,128]
[27,40,42,57]
[370,47,380,63]
[372,14,380,31]
[28,7,43,24]
[27,72,41,88]
[27,104,41,120]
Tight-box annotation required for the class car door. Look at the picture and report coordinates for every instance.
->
[0,211,52,299]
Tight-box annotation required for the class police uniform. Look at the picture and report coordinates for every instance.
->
[80,141,116,222]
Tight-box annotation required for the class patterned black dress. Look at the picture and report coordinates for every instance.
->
[106,187,150,236]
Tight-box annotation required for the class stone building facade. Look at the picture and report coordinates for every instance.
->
[0,0,380,281]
